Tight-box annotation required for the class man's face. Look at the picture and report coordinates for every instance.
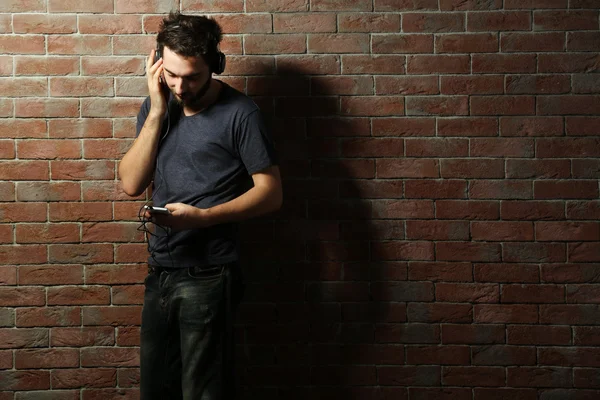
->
[161,46,211,107]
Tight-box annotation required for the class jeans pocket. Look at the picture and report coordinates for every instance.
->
[187,265,224,281]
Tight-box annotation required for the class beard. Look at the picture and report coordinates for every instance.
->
[171,76,212,109]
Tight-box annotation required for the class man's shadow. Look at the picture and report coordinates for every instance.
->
[229,61,407,398]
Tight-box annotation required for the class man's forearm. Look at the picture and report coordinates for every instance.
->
[118,112,163,196]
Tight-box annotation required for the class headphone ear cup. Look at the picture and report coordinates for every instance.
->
[213,51,226,75]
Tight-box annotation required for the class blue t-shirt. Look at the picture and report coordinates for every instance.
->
[136,81,277,268]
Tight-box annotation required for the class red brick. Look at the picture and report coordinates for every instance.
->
[443,366,505,387]
[311,76,372,95]
[48,35,111,55]
[278,55,339,74]
[376,76,438,95]
[14,14,76,34]
[508,325,571,345]
[406,96,468,116]
[340,13,400,33]
[374,0,438,11]
[538,54,600,73]
[339,180,403,198]
[406,138,468,157]
[573,74,600,94]
[503,284,565,303]
[16,99,79,118]
[51,160,115,181]
[569,242,600,262]
[566,117,600,136]
[506,75,570,95]
[468,11,531,31]
[506,159,570,179]
[81,347,139,367]
[471,95,535,115]
[15,56,79,76]
[501,32,565,52]
[436,200,499,220]
[341,96,404,117]
[373,118,435,137]
[0,0,45,12]
[47,286,110,306]
[441,75,503,95]
[405,180,467,199]
[51,327,115,347]
[542,264,600,285]
[50,203,112,222]
[371,241,434,261]
[406,221,469,241]
[18,140,81,160]
[16,348,79,369]
[474,263,539,283]
[542,304,600,324]
[377,365,440,385]
[49,119,112,139]
[406,345,470,365]
[408,262,472,282]
[567,200,600,220]
[504,242,566,263]
[112,285,144,305]
[372,34,433,53]
[407,303,472,323]
[81,388,140,400]
[471,138,534,157]
[182,0,243,11]
[16,223,79,244]
[377,159,439,178]
[505,0,567,8]
[0,35,45,54]
[0,370,49,390]
[537,222,600,242]
[48,0,113,12]
[440,0,502,10]
[0,244,46,264]
[568,32,600,51]
[474,304,538,323]
[0,77,47,96]
[508,367,571,387]
[372,200,434,219]
[244,34,306,54]
[437,283,499,303]
[535,180,598,199]
[472,221,534,241]
[470,180,533,199]
[501,200,565,220]
[117,327,140,346]
[441,159,503,179]
[500,116,564,137]
[407,55,470,74]
[567,284,600,304]
[50,77,113,97]
[82,306,142,326]
[574,326,600,345]
[309,33,370,53]
[115,243,148,263]
[0,327,48,349]
[538,138,600,158]
[0,120,46,139]
[442,324,505,344]
[52,368,116,389]
[534,10,598,31]
[403,12,464,32]
[437,242,501,262]
[371,281,435,302]
[49,244,113,264]
[438,117,497,137]
[273,13,335,33]
[474,346,537,366]
[246,0,308,12]
[16,307,81,327]
[19,265,82,285]
[436,33,498,53]
[0,203,47,223]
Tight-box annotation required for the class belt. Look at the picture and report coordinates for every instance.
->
[147,263,234,276]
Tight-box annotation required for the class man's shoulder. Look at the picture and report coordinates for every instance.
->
[219,82,260,116]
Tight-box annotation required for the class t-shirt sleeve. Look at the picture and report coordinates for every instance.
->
[235,109,278,175]
[135,97,151,138]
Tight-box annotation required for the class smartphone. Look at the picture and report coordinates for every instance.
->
[154,47,161,64]
[144,205,171,215]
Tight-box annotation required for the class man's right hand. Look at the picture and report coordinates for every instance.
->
[147,49,167,117]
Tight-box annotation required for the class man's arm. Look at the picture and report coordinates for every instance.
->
[118,50,167,197]
[149,165,283,230]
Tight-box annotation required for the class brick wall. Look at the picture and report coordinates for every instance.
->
[1,0,599,399]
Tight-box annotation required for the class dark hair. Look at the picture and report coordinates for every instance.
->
[156,12,222,66]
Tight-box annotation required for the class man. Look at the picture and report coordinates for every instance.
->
[118,12,282,400]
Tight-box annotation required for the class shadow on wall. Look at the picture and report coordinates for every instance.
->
[232,59,417,399]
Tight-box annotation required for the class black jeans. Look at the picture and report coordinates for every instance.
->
[140,263,243,400]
